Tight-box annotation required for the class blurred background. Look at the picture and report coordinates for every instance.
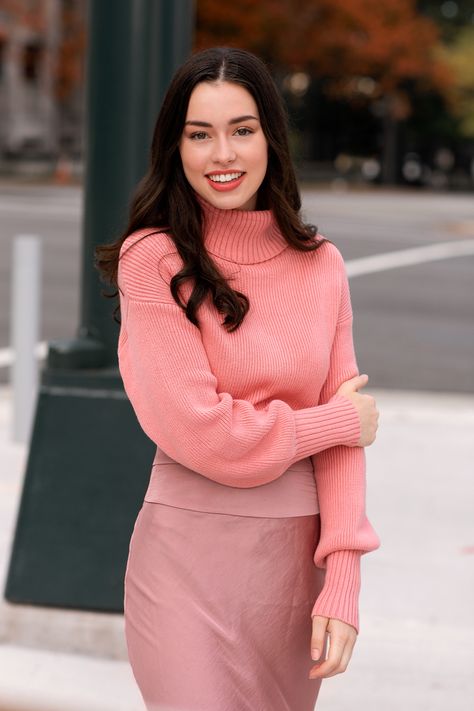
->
[0,2,472,710]
[1,0,474,187]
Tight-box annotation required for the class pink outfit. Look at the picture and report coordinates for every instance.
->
[124,502,327,711]
[118,194,380,631]
[119,195,381,709]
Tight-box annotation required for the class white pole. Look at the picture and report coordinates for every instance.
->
[10,234,42,444]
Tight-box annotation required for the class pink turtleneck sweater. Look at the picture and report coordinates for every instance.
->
[117,195,380,632]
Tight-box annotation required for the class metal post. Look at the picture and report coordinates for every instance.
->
[5,0,195,612]
[10,235,42,444]
[48,0,197,369]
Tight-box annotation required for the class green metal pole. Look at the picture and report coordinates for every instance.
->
[5,0,195,612]
[48,0,195,368]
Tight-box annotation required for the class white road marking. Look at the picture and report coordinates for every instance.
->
[345,239,474,277]
[0,196,81,219]
[0,239,473,368]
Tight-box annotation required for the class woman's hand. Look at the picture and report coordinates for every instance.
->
[309,615,357,679]
[336,374,379,447]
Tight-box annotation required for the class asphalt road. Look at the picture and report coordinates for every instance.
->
[0,182,473,393]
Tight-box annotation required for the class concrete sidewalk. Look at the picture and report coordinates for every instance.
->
[0,384,473,710]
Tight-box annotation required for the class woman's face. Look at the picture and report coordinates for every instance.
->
[179,81,268,211]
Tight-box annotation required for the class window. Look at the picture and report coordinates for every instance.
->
[23,41,43,83]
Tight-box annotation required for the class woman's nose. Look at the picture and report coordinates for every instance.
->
[212,137,236,164]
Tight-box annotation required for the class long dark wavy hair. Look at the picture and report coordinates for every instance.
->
[94,46,328,332]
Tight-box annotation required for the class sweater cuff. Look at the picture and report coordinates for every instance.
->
[293,393,361,459]
[310,549,362,633]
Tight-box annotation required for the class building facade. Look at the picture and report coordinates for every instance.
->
[0,0,85,161]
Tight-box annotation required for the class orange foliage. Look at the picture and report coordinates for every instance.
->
[196,0,455,105]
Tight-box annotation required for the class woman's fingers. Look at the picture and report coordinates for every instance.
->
[310,614,329,662]
[309,618,357,679]
[309,633,345,679]
[337,639,356,676]
[338,374,369,395]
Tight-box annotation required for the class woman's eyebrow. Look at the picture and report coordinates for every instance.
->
[184,115,259,127]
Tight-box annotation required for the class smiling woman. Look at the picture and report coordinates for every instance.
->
[94,46,380,711]
[179,84,268,210]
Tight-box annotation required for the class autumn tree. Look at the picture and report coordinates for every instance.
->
[197,0,453,103]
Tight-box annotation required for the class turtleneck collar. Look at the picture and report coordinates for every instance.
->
[195,193,288,265]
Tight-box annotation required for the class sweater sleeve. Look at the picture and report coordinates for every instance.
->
[116,234,362,488]
[310,259,381,633]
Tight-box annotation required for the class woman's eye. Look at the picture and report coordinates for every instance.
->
[235,127,252,136]
[189,127,253,140]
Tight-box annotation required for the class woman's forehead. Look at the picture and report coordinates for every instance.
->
[186,81,259,121]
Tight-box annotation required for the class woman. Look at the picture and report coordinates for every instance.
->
[95,46,380,711]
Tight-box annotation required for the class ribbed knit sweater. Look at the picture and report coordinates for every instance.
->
[117,193,380,633]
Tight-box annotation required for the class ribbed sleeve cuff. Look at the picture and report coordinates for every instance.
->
[293,393,360,459]
[310,549,362,633]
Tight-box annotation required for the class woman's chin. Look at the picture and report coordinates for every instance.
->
[203,189,257,212]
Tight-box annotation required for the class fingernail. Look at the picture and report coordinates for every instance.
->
[311,648,320,660]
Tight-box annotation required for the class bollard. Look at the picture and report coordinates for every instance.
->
[10,234,42,444]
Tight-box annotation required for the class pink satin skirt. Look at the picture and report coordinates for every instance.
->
[124,501,325,711]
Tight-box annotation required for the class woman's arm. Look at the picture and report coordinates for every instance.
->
[310,263,381,633]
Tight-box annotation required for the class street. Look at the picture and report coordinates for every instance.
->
[0,183,473,392]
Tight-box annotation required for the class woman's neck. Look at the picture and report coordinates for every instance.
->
[195,193,288,265]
